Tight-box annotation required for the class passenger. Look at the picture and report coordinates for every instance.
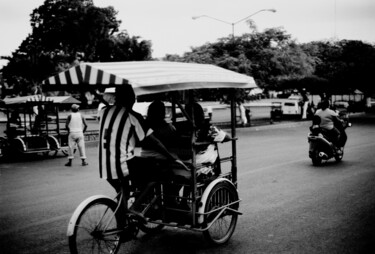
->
[184,101,231,176]
[314,99,346,151]
[141,100,181,206]
[172,101,230,211]
[98,85,181,219]
[141,100,178,160]
[9,110,21,127]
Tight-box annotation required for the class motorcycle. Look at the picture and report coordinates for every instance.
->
[308,113,351,166]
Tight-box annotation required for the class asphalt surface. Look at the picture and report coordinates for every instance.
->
[0,113,375,253]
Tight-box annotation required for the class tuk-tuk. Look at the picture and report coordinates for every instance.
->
[0,95,80,158]
[43,61,257,253]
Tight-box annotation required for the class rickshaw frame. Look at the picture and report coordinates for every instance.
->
[42,61,257,252]
[0,95,80,158]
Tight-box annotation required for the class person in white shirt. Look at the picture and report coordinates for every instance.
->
[65,104,88,166]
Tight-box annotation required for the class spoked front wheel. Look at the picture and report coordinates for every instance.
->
[68,196,122,254]
[203,180,239,245]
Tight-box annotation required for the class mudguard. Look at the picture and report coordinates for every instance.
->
[67,195,115,237]
[197,178,237,224]
[308,134,333,157]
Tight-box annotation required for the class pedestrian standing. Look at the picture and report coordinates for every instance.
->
[65,104,88,166]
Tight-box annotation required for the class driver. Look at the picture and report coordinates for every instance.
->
[314,99,344,152]
[98,85,180,219]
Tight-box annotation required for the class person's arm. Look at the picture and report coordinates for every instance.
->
[209,125,231,143]
[81,115,88,133]
[332,114,344,130]
[65,115,71,133]
[143,133,178,161]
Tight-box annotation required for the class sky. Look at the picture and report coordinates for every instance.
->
[1,0,375,68]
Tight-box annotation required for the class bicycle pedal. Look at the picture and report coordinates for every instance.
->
[127,212,147,225]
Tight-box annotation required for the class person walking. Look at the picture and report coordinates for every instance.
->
[65,104,88,166]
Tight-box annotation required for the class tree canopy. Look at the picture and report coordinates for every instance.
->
[1,0,152,96]
[1,0,375,99]
[165,27,375,98]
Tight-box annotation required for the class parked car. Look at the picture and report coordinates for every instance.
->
[288,94,303,102]
[281,100,301,116]
[332,100,349,112]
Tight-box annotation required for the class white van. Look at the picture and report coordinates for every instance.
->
[281,100,301,115]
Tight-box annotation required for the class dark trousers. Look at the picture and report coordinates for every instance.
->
[322,127,346,148]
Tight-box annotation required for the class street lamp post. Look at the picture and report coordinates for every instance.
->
[192,9,276,127]
[192,8,276,39]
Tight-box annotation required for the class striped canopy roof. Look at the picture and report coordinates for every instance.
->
[42,61,257,95]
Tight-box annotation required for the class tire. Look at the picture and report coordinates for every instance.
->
[68,197,122,254]
[203,181,239,245]
[335,150,344,162]
[312,151,322,166]
[137,182,165,234]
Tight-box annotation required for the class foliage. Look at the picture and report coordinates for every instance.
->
[165,27,317,100]
[301,40,375,95]
[166,27,375,99]
[2,1,375,99]
[1,0,152,97]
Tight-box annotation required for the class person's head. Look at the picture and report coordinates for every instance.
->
[185,102,205,129]
[320,99,330,110]
[115,85,136,109]
[147,100,165,123]
[71,104,80,112]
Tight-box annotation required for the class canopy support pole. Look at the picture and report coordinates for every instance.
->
[230,89,238,186]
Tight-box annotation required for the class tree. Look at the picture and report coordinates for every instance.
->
[1,0,152,96]
[301,40,375,95]
[165,27,317,96]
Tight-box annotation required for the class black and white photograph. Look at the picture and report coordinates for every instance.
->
[1,0,375,253]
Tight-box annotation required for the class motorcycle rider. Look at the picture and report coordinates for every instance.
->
[314,99,346,153]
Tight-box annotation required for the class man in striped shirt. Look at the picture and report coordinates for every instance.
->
[98,85,180,217]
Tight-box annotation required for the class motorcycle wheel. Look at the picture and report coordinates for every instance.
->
[312,151,322,166]
[334,150,344,162]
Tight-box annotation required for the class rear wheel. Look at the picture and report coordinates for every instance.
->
[203,181,239,245]
[68,197,122,254]
[312,151,322,166]
[335,149,344,162]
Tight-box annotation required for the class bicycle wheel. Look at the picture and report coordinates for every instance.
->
[68,196,122,254]
[203,181,239,245]
[137,182,164,234]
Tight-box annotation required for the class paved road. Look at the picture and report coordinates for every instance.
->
[1,114,374,253]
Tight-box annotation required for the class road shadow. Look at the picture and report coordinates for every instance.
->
[0,151,67,163]
[124,228,231,254]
